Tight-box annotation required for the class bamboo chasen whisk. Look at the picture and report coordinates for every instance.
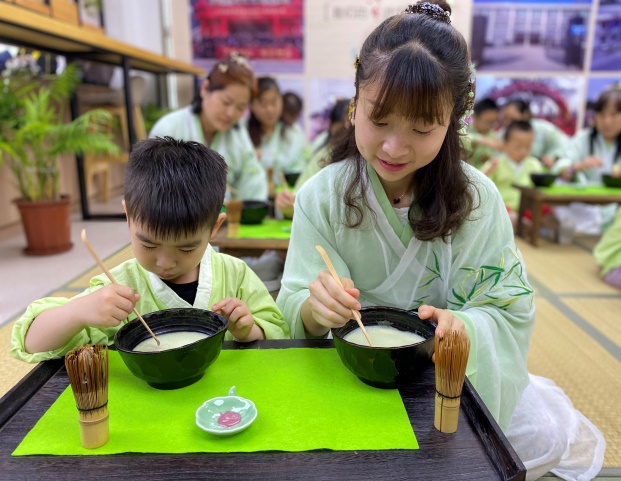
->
[434,330,470,433]
[65,345,110,449]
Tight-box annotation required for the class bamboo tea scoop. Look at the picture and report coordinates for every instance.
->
[81,229,160,346]
[315,245,374,347]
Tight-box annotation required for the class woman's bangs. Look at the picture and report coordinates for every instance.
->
[368,51,451,125]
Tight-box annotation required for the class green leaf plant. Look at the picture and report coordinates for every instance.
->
[0,63,119,202]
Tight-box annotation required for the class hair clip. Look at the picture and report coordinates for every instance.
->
[404,2,451,24]
[459,62,476,133]
[354,55,361,70]
[218,63,229,74]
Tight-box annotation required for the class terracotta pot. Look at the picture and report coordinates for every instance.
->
[14,195,73,256]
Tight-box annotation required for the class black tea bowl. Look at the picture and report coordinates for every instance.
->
[114,308,228,390]
[240,200,269,225]
[602,174,621,188]
[332,306,435,389]
[284,171,301,188]
[530,173,557,187]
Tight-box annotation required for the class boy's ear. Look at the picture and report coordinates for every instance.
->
[121,200,129,224]
[210,213,227,240]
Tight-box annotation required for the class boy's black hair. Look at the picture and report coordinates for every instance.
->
[330,0,475,241]
[124,137,227,240]
[590,88,621,161]
[503,98,531,116]
[474,98,498,116]
[503,120,533,141]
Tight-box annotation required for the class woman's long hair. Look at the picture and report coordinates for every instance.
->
[330,0,475,241]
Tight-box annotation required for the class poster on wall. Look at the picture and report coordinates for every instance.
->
[584,78,621,125]
[307,79,355,140]
[471,0,592,72]
[590,0,621,71]
[475,76,582,135]
[190,0,304,74]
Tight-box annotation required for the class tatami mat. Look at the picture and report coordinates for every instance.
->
[67,244,134,289]
[0,290,80,399]
[561,298,621,350]
[516,238,619,295]
[528,298,621,466]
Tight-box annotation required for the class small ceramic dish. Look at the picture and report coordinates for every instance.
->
[196,386,257,436]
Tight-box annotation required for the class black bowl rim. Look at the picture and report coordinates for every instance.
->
[332,306,436,350]
[242,200,270,209]
[114,308,228,355]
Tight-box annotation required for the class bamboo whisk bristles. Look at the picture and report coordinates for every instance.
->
[65,345,110,448]
[434,330,470,433]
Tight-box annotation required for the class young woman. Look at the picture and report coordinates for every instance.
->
[149,53,268,201]
[244,77,306,184]
[276,3,603,479]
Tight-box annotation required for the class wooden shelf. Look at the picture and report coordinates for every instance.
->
[0,2,204,76]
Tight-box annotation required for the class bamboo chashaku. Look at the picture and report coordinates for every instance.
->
[434,330,470,433]
[65,345,110,448]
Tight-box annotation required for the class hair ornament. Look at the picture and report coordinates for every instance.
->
[405,2,451,24]
[230,52,251,70]
[348,98,356,123]
[354,55,361,70]
[459,62,476,133]
[217,63,229,74]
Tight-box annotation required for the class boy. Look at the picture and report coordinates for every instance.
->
[12,137,289,362]
[466,98,502,169]
[482,120,543,228]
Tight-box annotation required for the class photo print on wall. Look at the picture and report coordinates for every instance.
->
[472,0,593,72]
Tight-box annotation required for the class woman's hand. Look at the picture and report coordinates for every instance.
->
[301,270,360,336]
[275,190,295,217]
[417,304,466,363]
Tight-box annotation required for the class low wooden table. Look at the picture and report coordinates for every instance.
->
[211,223,290,257]
[514,184,621,246]
[0,340,525,481]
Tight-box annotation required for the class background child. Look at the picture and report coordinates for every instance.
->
[466,97,502,169]
[276,2,603,479]
[482,120,543,229]
[281,91,303,128]
[501,98,568,168]
[11,137,289,362]
[594,206,621,289]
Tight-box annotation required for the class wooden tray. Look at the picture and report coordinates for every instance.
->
[0,340,525,481]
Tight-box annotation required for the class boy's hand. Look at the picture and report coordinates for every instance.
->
[579,156,603,170]
[417,304,466,363]
[541,155,556,168]
[73,284,139,329]
[212,298,260,342]
[308,270,360,330]
[484,157,499,176]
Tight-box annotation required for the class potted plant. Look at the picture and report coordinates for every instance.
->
[0,58,119,255]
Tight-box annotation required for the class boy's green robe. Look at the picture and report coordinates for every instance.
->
[482,153,543,211]
[12,247,289,363]
[277,161,535,431]
[149,107,268,201]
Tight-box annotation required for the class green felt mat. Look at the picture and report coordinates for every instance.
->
[13,348,418,456]
[233,219,292,239]
[541,185,621,195]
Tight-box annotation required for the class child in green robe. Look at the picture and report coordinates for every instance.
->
[481,120,543,229]
[277,2,603,479]
[12,137,289,363]
[466,97,502,169]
